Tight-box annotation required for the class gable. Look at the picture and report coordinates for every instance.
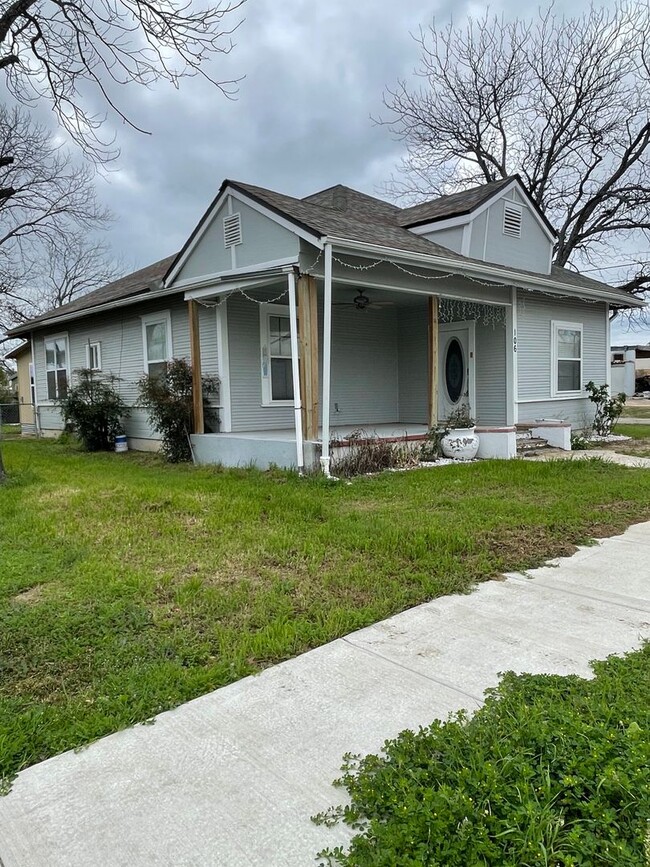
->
[416,183,554,274]
[172,195,300,287]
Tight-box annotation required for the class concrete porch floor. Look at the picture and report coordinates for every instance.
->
[207,422,430,443]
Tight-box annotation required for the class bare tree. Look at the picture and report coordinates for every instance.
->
[381,2,650,305]
[0,0,244,161]
[0,105,111,338]
[1,231,124,332]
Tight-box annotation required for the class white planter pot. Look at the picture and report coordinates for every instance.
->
[441,427,480,460]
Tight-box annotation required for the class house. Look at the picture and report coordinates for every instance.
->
[7,175,643,470]
[2,342,35,433]
[611,344,650,395]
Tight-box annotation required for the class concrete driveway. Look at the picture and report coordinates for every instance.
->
[0,522,649,866]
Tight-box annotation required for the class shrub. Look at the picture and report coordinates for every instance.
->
[314,644,650,866]
[57,369,129,451]
[585,381,626,436]
[419,426,446,462]
[138,358,218,462]
[570,432,592,450]
[330,430,419,478]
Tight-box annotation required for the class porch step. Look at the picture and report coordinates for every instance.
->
[516,435,552,455]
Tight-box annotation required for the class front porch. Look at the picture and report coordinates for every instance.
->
[186,247,520,472]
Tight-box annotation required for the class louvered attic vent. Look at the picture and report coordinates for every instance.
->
[223,213,242,248]
[503,204,522,238]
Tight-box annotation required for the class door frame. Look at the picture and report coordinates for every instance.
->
[438,320,476,420]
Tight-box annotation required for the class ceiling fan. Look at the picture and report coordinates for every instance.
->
[332,290,394,311]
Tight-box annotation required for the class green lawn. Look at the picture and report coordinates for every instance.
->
[316,645,650,866]
[2,438,650,785]
[620,406,650,419]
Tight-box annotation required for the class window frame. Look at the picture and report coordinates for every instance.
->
[259,303,296,406]
[141,311,173,376]
[551,320,584,397]
[85,341,102,371]
[43,334,70,402]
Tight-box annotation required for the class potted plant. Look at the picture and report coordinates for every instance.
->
[440,404,480,460]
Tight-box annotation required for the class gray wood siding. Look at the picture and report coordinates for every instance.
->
[33,295,218,440]
[475,323,507,425]
[175,196,299,284]
[421,226,463,254]
[227,295,294,431]
[468,210,488,260]
[397,303,428,424]
[330,305,399,426]
[481,190,552,274]
[516,291,607,424]
[517,398,595,428]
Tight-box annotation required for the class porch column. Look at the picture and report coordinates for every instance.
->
[428,296,439,429]
[188,299,204,434]
[505,287,518,426]
[287,271,305,472]
[297,274,319,440]
[320,243,333,475]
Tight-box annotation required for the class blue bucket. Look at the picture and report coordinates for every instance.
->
[115,434,128,453]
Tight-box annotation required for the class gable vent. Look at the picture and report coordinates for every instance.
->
[503,204,522,238]
[223,213,242,248]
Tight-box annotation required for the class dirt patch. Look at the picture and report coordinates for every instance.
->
[12,585,47,604]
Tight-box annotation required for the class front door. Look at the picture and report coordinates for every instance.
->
[438,321,475,423]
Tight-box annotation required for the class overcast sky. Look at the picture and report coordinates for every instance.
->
[82,0,647,343]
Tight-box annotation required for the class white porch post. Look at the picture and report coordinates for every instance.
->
[505,287,518,426]
[320,243,333,475]
[287,270,305,472]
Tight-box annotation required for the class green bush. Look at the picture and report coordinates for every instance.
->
[315,645,650,866]
[138,358,218,462]
[585,381,626,436]
[57,369,129,451]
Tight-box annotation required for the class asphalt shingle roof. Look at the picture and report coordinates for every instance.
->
[10,176,640,336]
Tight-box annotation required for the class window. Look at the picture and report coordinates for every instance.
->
[44,336,69,400]
[86,341,101,371]
[260,305,296,404]
[503,203,522,237]
[141,312,172,377]
[552,321,583,395]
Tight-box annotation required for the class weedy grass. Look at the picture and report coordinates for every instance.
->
[2,438,650,784]
[620,407,650,419]
[315,645,650,867]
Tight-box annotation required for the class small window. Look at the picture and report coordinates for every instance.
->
[223,213,242,248]
[260,305,296,405]
[503,204,522,238]
[86,341,101,371]
[552,321,583,395]
[44,336,68,400]
[269,315,293,401]
[141,312,172,378]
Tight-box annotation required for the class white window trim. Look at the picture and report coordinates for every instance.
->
[85,341,102,371]
[42,333,70,403]
[551,320,584,398]
[141,310,173,374]
[260,303,294,407]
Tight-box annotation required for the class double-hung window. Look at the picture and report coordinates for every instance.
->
[260,305,295,404]
[551,321,583,396]
[141,312,172,378]
[86,341,102,371]
[44,336,69,400]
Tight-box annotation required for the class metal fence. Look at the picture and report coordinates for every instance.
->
[0,403,20,425]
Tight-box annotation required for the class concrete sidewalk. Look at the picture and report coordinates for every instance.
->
[1,523,649,867]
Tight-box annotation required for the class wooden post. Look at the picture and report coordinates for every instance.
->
[188,299,204,434]
[297,275,319,440]
[428,296,439,429]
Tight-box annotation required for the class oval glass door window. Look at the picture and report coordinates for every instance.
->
[445,338,465,403]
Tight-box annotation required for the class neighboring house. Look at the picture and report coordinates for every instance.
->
[3,342,35,433]
[7,175,644,470]
[611,344,650,396]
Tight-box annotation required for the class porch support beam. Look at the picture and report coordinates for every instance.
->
[321,243,333,475]
[287,271,305,473]
[297,275,319,440]
[428,296,439,429]
[505,287,518,426]
[188,299,204,434]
